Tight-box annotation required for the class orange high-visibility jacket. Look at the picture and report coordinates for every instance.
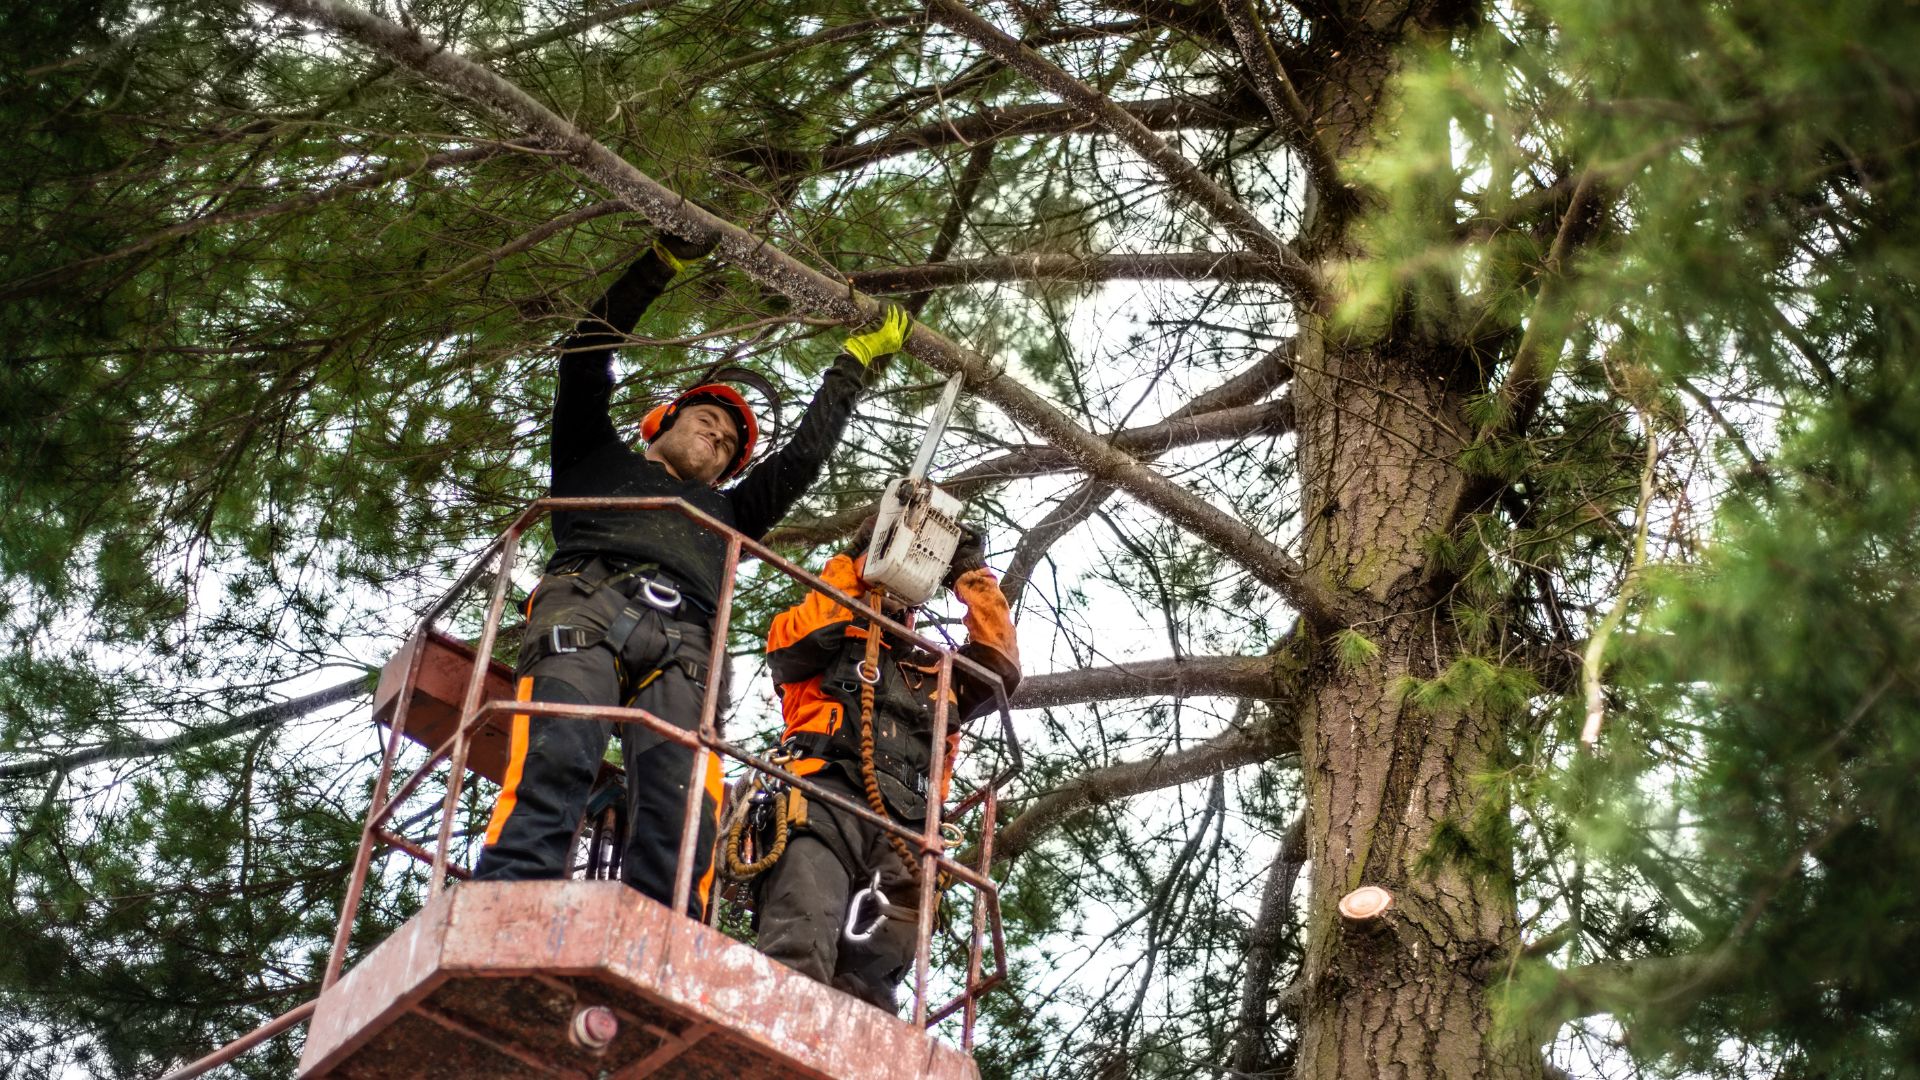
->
[765,553,1020,810]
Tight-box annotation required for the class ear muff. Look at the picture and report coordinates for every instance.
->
[640,401,672,442]
[640,384,760,482]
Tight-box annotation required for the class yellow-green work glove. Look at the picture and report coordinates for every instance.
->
[652,232,717,274]
[841,302,912,367]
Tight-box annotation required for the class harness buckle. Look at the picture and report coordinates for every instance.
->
[549,625,585,655]
[639,578,682,612]
[855,660,882,685]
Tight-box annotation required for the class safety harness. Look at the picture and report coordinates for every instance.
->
[722,748,808,879]
[522,557,716,688]
[727,587,955,904]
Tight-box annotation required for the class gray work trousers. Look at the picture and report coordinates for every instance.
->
[752,772,922,1012]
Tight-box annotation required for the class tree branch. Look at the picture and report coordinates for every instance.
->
[263,0,1343,627]
[1001,338,1298,603]
[768,95,1265,177]
[1231,813,1309,1075]
[422,199,627,292]
[1000,475,1111,608]
[0,674,369,781]
[469,0,682,62]
[847,250,1288,294]
[993,709,1296,863]
[696,15,927,83]
[767,397,1294,546]
[0,145,510,301]
[1009,653,1283,710]
[1218,0,1341,203]
[1441,171,1602,534]
[1496,171,1598,440]
[924,0,1321,307]
[1517,952,1732,1047]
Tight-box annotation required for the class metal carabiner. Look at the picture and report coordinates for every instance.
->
[639,577,682,612]
[844,869,897,945]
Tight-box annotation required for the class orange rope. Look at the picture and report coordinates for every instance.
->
[858,588,925,888]
[723,788,789,879]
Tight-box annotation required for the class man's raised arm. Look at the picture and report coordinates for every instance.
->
[550,237,712,478]
[728,304,911,538]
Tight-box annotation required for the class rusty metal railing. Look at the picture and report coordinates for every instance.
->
[328,496,1017,1030]
[165,495,1021,1076]
[162,496,1020,1080]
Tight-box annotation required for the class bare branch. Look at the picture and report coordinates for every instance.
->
[993,708,1296,863]
[1001,338,1298,603]
[767,397,1294,547]
[0,674,369,781]
[904,142,996,321]
[1185,338,1298,414]
[1231,813,1309,1075]
[775,340,1294,550]
[1000,475,1111,608]
[848,250,1288,294]
[1009,653,1283,710]
[1218,0,1340,199]
[924,0,1321,307]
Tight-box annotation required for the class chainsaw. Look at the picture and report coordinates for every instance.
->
[862,374,967,606]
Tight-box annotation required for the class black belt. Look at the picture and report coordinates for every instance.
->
[782,732,930,797]
[538,616,715,686]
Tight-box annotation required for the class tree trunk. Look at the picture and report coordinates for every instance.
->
[1289,336,1532,1078]
[1272,1,1534,1070]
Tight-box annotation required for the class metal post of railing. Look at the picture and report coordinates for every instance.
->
[911,652,955,1027]
[964,772,1001,1047]
[323,626,431,989]
[671,534,740,917]
[431,528,521,892]
[932,680,1015,1031]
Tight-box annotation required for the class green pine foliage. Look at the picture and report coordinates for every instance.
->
[1355,0,1920,1072]
[5,0,1919,1076]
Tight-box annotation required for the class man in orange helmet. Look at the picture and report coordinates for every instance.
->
[474,233,910,918]
[750,523,1020,1010]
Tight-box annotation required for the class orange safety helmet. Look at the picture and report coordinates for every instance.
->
[640,383,760,482]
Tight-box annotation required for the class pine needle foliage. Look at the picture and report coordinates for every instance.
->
[3,0,1919,1076]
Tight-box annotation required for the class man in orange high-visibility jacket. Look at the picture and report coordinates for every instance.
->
[754,526,1019,1010]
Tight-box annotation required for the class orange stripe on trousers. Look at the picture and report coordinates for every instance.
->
[696,752,725,912]
[481,676,535,846]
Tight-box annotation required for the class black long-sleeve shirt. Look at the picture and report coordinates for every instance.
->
[547,251,864,611]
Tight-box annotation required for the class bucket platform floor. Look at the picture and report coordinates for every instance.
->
[298,880,979,1080]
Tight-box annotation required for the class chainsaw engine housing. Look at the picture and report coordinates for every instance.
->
[863,477,966,606]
